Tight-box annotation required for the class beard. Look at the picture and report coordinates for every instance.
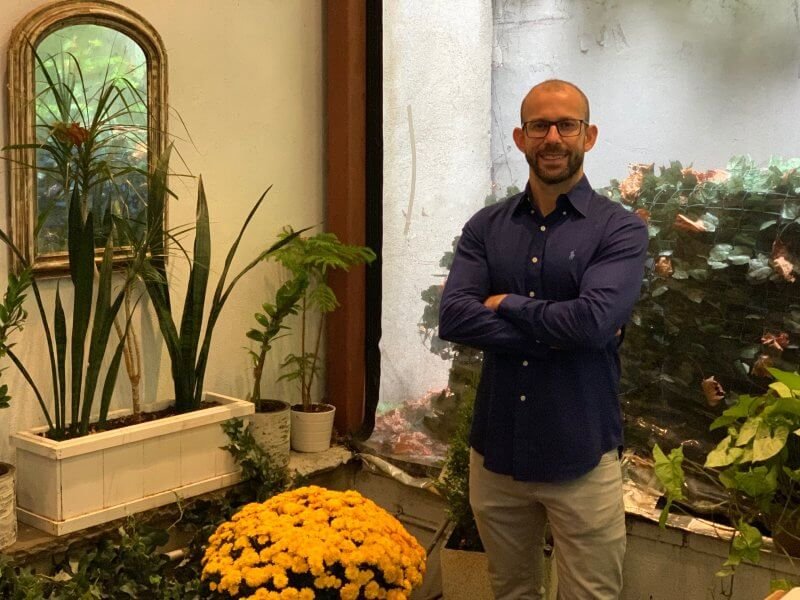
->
[525,143,584,184]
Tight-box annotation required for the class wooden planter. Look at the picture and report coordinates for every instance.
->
[11,392,253,536]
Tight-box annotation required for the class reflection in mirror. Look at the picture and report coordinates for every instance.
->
[34,24,148,257]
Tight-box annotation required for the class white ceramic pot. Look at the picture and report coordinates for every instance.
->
[0,462,16,549]
[11,392,253,536]
[290,403,336,452]
[249,400,291,468]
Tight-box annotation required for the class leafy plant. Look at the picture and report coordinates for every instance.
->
[0,268,33,409]
[434,386,482,551]
[0,49,152,438]
[245,273,308,411]
[0,419,298,599]
[604,157,800,461]
[220,418,293,502]
[654,367,800,577]
[272,230,376,410]
[137,169,305,413]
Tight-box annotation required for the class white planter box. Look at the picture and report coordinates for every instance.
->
[11,392,253,536]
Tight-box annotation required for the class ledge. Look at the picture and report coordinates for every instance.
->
[4,444,356,564]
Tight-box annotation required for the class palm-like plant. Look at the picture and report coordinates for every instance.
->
[0,49,152,438]
[272,230,376,410]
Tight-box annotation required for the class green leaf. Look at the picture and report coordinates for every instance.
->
[769,382,793,399]
[752,424,789,462]
[735,418,761,447]
[733,465,777,498]
[652,444,685,501]
[767,368,800,392]
[54,285,67,431]
[69,191,95,427]
[175,176,211,412]
[246,330,263,343]
[725,521,762,567]
[705,435,737,468]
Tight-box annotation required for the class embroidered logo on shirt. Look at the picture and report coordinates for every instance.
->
[569,250,576,261]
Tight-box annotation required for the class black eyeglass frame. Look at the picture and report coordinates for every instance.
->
[521,119,589,139]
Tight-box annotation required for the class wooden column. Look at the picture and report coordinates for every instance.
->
[325,1,367,436]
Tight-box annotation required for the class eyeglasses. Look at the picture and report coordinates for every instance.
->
[521,119,587,139]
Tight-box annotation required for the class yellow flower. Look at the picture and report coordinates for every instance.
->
[340,582,361,600]
[201,486,426,598]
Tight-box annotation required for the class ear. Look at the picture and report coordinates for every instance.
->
[583,124,598,152]
[512,127,526,153]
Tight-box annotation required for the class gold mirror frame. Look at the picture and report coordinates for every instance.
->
[6,0,168,275]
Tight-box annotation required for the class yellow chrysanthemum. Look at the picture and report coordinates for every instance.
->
[202,486,426,598]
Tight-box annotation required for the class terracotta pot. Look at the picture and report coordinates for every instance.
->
[290,403,335,452]
[0,462,17,549]
[249,399,291,468]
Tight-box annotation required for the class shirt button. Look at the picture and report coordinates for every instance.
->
[522,360,529,367]
[520,395,526,401]
[531,257,539,264]
[562,211,567,215]
[540,225,546,232]
[528,291,535,297]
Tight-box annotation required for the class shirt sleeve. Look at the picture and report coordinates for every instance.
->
[438,218,549,358]
[497,212,648,350]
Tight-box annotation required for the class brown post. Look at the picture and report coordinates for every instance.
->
[325,1,367,435]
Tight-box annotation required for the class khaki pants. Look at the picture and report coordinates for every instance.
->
[469,449,626,600]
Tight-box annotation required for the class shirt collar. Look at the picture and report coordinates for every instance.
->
[516,175,592,218]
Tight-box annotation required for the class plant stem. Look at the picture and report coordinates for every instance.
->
[308,312,325,407]
[301,293,308,409]
[252,346,268,412]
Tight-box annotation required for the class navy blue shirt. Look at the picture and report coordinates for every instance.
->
[438,176,648,482]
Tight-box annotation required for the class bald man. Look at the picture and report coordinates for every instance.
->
[439,80,648,599]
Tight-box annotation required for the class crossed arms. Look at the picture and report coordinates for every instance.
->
[438,215,648,355]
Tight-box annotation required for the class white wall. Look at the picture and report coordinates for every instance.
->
[0,0,325,462]
[380,2,494,409]
[492,0,800,192]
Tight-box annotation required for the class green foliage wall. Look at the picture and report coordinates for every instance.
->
[420,158,800,461]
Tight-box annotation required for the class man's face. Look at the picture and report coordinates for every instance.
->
[513,87,597,186]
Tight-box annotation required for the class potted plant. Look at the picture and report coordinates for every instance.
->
[1,49,301,535]
[244,270,308,467]
[200,485,427,598]
[272,229,375,452]
[654,367,800,580]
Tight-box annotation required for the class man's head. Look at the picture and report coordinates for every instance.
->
[513,80,597,187]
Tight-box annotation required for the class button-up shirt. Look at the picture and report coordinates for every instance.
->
[438,176,648,482]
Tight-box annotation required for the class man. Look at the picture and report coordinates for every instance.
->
[438,80,648,599]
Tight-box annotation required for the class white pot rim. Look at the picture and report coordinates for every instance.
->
[290,403,335,413]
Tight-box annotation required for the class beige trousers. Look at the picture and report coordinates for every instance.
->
[469,449,626,600]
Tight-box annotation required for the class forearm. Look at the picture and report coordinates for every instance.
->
[439,293,549,357]
[496,218,648,350]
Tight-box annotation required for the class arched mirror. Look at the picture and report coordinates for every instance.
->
[7,1,167,274]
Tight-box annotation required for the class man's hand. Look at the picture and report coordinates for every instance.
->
[483,294,508,312]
